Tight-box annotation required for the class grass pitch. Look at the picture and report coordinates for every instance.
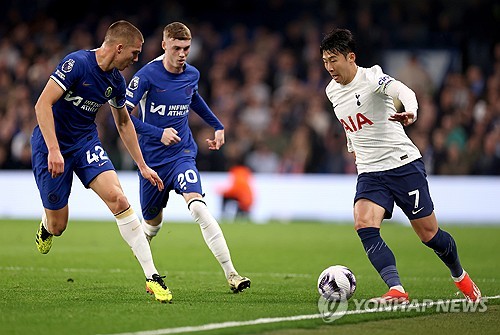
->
[0,219,499,335]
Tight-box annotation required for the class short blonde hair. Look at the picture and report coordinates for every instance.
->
[104,20,144,45]
[163,22,191,41]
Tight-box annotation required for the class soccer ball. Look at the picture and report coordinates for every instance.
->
[317,265,356,301]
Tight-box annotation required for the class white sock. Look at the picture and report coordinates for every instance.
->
[115,207,158,279]
[390,285,405,293]
[142,219,162,238]
[452,270,467,282]
[188,198,236,278]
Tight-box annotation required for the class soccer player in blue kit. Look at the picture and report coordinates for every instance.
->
[125,22,251,294]
[320,28,481,303]
[32,20,172,303]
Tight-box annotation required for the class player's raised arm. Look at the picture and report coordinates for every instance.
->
[386,80,418,126]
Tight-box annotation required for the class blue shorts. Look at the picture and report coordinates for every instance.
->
[139,157,204,220]
[32,137,115,210]
[354,159,434,220]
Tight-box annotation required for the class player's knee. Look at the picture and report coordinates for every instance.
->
[47,218,68,236]
[188,198,218,229]
[188,198,206,215]
[354,218,374,231]
[111,193,130,214]
[146,214,163,227]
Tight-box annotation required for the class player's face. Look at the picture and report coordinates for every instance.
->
[116,39,143,71]
[163,38,191,73]
[322,50,355,85]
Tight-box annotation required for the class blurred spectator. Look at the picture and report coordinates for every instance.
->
[473,130,500,175]
[466,65,486,99]
[396,54,435,97]
[438,142,470,175]
[430,128,448,174]
[245,141,280,173]
[0,0,498,176]
[279,125,313,174]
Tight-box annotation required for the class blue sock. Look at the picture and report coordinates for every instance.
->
[423,228,463,278]
[357,227,402,288]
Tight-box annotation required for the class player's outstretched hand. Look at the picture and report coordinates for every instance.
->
[206,129,225,150]
[389,111,416,126]
[139,166,164,191]
[161,128,181,146]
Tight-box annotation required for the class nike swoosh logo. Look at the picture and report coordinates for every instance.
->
[156,88,168,92]
[82,82,92,86]
[412,207,424,215]
[132,225,141,231]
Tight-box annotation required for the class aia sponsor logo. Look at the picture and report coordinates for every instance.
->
[340,113,373,132]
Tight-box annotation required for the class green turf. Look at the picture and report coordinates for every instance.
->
[0,219,498,335]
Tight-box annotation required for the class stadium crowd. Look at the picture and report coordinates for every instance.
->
[0,0,498,175]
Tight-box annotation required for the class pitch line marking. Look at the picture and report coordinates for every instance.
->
[98,295,500,335]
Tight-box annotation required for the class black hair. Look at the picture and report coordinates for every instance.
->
[320,28,356,57]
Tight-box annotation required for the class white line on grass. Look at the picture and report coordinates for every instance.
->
[98,295,500,335]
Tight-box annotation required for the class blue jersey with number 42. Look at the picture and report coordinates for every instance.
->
[31,49,127,154]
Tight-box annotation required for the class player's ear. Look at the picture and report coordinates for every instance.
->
[348,52,355,63]
[162,40,167,51]
[116,44,124,54]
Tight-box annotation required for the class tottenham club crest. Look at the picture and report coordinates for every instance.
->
[62,59,75,73]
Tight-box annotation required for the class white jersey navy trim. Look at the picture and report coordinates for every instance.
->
[325,65,421,173]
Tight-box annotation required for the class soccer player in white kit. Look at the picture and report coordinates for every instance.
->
[320,28,481,303]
